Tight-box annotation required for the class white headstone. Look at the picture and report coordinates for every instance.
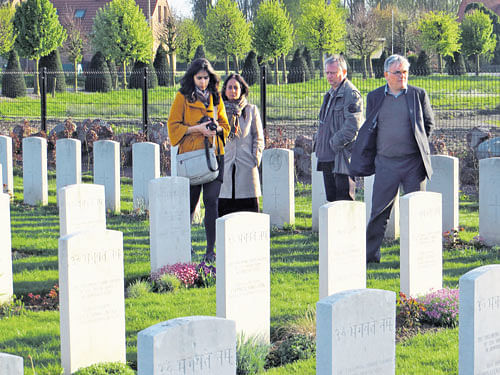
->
[316,289,396,375]
[0,193,13,304]
[319,201,366,299]
[216,212,270,343]
[170,145,178,177]
[149,177,191,271]
[459,265,500,375]
[262,148,294,228]
[400,192,443,296]
[133,142,160,210]
[479,157,500,246]
[0,135,13,195]
[59,229,126,375]
[137,316,236,375]
[427,155,459,233]
[23,137,48,206]
[56,138,82,194]
[0,164,2,193]
[0,352,23,375]
[58,184,106,237]
[312,152,327,232]
[364,175,399,239]
[94,140,120,213]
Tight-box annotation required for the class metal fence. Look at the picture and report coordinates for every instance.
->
[0,66,499,156]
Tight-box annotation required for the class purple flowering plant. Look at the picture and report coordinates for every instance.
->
[151,262,216,288]
[417,288,459,328]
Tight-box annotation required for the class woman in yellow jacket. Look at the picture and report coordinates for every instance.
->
[167,58,230,262]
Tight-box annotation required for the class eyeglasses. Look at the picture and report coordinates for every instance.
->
[388,70,408,76]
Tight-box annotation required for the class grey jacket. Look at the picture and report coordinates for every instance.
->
[316,79,364,175]
[219,103,265,199]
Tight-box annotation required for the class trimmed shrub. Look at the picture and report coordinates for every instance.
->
[129,60,158,89]
[412,50,431,76]
[1,49,26,98]
[288,48,309,84]
[302,47,314,79]
[153,45,169,86]
[85,52,112,92]
[241,50,260,86]
[445,52,466,76]
[193,44,206,60]
[39,49,66,93]
[373,50,387,78]
[73,362,135,374]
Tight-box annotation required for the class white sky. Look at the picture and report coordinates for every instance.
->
[169,0,193,19]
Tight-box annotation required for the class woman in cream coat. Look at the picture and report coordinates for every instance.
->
[218,73,264,216]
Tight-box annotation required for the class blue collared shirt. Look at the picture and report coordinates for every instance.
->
[384,84,407,98]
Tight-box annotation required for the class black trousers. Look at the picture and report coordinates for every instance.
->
[190,157,224,256]
[322,170,356,202]
[366,154,427,262]
[218,164,259,217]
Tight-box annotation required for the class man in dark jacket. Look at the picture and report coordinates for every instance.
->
[314,55,363,202]
[350,54,434,263]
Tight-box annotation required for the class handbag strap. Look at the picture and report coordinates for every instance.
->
[204,136,220,172]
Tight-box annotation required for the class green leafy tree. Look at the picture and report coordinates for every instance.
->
[460,10,496,76]
[177,18,203,64]
[464,2,500,64]
[156,14,179,86]
[13,0,67,95]
[91,0,153,89]
[153,45,169,86]
[61,8,87,92]
[418,11,461,73]
[2,49,26,98]
[297,0,346,77]
[205,0,251,75]
[39,49,66,93]
[252,0,294,85]
[0,4,15,57]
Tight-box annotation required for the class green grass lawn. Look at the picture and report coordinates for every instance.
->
[0,170,498,374]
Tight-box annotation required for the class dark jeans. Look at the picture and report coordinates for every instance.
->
[190,157,224,256]
[322,170,356,202]
[366,154,427,262]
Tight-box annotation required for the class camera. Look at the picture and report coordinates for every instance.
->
[199,116,217,131]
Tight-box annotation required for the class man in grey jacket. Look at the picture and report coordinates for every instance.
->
[315,55,363,202]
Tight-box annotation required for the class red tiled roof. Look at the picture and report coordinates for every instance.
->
[457,0,500,21]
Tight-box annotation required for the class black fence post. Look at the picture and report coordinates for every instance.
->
[40,67,47,133]
[142,67,149,139]
[260,65,267,131]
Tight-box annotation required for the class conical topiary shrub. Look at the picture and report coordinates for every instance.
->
[241,50,259,86]
[2,49,26,98]
[39,49,66,93]
[193,45,206,60]
[129,60,158,89]
[445,52,466,76]
[84,51,112,92]
[302,47,314,80]
[288,48,309,83]
[373,50,387,79]
[153,45,169,86]
[412,50,431,76]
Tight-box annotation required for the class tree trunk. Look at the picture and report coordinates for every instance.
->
[368,55,373,78]
[225,55,230,76]
[122,60,127,89]
[73,60,78,93]
[169,52,177,85]
[438,53,443,74]
[475,54,480,76]
[274,57,279,86]
[35,58,40,96]
[282,53,287,84]
[362,55,367,79]
[319,49,325,78]
[233,54,239,73]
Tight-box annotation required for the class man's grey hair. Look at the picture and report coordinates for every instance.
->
[325,55,348,72]
[384,54,410,72]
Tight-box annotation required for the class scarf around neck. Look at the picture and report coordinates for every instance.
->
[195,87,210,107]
[224,96,248,138]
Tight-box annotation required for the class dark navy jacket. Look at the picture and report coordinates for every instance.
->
[349,84,434,178]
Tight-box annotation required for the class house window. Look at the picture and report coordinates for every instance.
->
[74,9,86,18]
[164,6,168,21]
[158,10,161,23]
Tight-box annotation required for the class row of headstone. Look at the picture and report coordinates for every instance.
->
[58,184,126,374]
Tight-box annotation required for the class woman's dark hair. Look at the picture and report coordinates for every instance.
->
[179,58,221,105]
[221,73,250,101]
